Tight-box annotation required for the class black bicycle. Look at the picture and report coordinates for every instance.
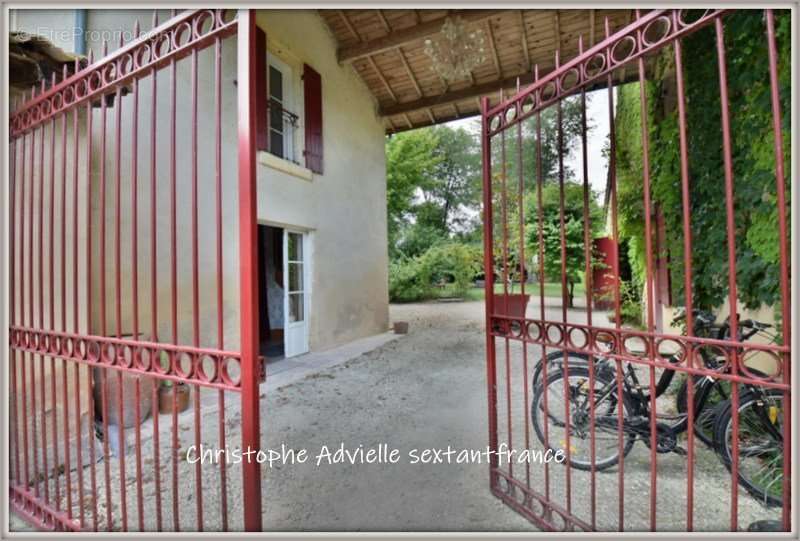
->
[529,309,728,467]
[710,318,784,507]
[530,312,784,507]
[528,310,765,460]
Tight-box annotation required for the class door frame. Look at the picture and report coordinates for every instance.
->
[282,227,311,357]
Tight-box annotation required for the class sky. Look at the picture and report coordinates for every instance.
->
[444,87,616,204]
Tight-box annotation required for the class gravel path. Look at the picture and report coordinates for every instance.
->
[11,299,781,532]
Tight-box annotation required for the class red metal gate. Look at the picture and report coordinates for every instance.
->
[8,9,265,531]
[480,9,791,532]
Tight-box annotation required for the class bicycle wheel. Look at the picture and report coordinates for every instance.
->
[531,365,636,471]
[713,389,785,507]
[532,350,589,391]
[675,376,731,447]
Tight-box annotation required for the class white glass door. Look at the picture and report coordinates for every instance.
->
[283,230,309,357]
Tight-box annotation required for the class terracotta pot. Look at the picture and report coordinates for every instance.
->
[92,368,155,428]
[158,384,191,415]
[393,321,409,334]
[492,293,530,318]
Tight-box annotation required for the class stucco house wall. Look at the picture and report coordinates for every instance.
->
[12,9,390,355]
[9,9,389,474]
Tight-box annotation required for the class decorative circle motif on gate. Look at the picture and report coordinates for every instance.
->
[643,16,672,45]
[197,354,218,383]
[738,349,783,382]
[221,356,242,386]
[691,343,729,373]
[525,321,542,342]
[678,9,711,27]
[583,53,606,78]
[133,43,151,68]
[175,351,195,379]
[567,327,589,349]
[610,35,637,64]
[656,337,686,364]
[483,9,723,137]
[592,329,617,354]
[622,333,650,358]
[558,68,580,92]
[545,323,564,346]
[101,342,116,365]
[505,105,517,124]
[137,347,153,371]
[9,9,239,137]
[521,94,536,114]
[194,10,217,38]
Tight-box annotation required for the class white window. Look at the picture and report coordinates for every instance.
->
[268,56,297,163]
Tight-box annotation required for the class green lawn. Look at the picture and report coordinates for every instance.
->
[461,282,585,301]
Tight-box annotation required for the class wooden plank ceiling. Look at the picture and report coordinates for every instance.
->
[318,9,635,133]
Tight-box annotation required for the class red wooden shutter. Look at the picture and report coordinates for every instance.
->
[254,27,268,151]
[303,64,323,174]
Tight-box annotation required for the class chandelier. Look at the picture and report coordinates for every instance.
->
[423,16,487,82]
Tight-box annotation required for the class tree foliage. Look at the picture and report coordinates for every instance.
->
[525,181,603,307]
[386,125,481,259]
[385,129,441,258]
[388,243,482,302]
[615,10,791,313]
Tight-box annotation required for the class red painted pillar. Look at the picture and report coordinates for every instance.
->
[237,8,263,532]
[592,236,617,311]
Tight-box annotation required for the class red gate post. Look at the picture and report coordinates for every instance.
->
[765,9,792,531]
[237,8,264,532]
[480,96,499,489]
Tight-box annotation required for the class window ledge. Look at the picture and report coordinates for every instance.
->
[258,151,313,182]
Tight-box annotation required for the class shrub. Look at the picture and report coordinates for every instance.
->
[619,279,644,328]
[388,256,431,302]
[388,242,482,302]
[421,243,482,298]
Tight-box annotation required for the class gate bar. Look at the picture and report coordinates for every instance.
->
[672,32,696,531]
[714,18,741,530]
[533,66,551,502]
[237,8,264,531]
[480,95,499,483]
[765,10,791,530]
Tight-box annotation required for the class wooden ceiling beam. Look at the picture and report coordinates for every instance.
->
[398,48,423,98]
[553,10,561,58]
[517,10,531,72]
[379,65,641,118]
[426,108,436,124]
[337,10,361,40]
[376,9,391,33]
[338,9,507,63]
[485,19,502,78]
[380,71,536,117]
[367,56,398,103]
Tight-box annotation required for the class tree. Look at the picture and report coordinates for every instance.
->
[385,129,440,259]
[524,181,604,307]
[386,125,481,259]
[490,95,590,185]
[426,126,481,232]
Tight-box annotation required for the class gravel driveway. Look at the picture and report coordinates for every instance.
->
[12,299,781,532]
[257,300,779,531]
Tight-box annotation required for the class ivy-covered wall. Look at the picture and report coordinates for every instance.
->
[614,10,791,316]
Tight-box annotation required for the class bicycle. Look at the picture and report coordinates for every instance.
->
[710,318,784,507]
[529,311,772,469]
[529,309,728,464]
